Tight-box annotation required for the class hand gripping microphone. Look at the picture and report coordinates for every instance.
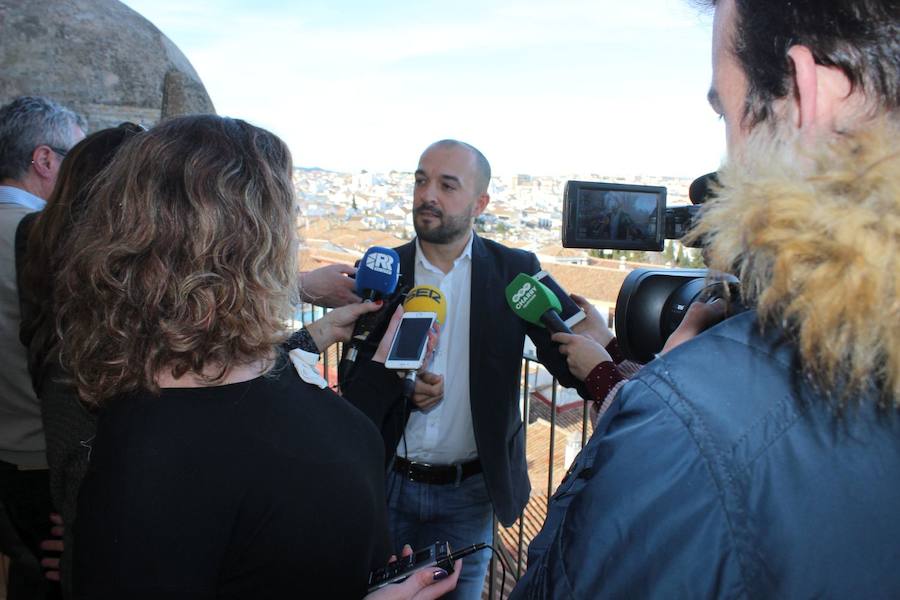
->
[396,285,447,402]
[505,273,573,334]
[340,246,401,373]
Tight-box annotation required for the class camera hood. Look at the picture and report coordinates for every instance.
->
[615,268,739,363]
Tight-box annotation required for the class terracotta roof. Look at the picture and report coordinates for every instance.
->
[536,244,590,258]
[540,262,629,305]
[297,230,413,272]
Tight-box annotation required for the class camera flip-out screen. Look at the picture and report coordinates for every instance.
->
[562,181,666,251]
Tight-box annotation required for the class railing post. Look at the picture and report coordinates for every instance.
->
[547,379,558,511]
[517,359,531,579]
[581,399,590,448]
[319,306,330,386]
[488,514,498,599]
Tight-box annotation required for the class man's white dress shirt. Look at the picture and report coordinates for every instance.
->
[397,234,478,465]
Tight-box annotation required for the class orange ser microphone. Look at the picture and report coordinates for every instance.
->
[392,285,446,402]
[402,285,447,325]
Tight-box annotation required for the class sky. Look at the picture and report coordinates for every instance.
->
[121,0,723,178]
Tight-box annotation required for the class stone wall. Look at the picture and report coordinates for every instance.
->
[0,0,215,131]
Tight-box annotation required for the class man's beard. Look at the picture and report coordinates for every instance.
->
[413,203,474,244]
[730,113,802,169]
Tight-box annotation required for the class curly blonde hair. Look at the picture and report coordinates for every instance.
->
[55,115,298,404]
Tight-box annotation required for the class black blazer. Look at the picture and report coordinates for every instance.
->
[345,233,586,526]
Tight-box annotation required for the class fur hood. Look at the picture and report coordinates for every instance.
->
[690,119,899,405]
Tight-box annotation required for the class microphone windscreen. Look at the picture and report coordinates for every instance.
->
[355,247,401,297]
[689,172,720,205]
[505,273,562,327]
[403,285,447,325]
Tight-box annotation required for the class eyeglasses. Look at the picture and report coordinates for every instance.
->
[117,122,148,134]
[32,122,147,163]
[44,145,70,158]
[30,144,70,165]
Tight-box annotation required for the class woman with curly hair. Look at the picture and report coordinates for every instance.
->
[55,115,456,599]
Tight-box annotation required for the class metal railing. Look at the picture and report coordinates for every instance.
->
[485,356,593,599]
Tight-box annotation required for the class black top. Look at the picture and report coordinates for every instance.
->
[73,362,390,600]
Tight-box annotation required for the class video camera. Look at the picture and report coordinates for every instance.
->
[615,268,739,363]
[560,175,741,362]
[561,180,702,251]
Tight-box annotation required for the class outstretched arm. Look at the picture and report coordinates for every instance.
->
[299,263,362,307]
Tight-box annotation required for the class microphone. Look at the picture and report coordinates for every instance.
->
[689,171,719,205]
[397,285,447,401]
[355,246,401,301]
[505,273,572,334]
[402,285,447,324]
[340,247,401,373]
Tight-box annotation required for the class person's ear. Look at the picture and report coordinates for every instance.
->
[30,145,56,178]
[787,45,853,134]
[473,193,490,217]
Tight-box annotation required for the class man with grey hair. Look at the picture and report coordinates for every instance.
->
[0,95,84,600]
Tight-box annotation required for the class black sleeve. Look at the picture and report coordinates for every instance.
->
[337,286,410,464]
[341,359,406,466]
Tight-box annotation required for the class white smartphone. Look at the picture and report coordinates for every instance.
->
[534,270,586,329]
[384,311,436,370]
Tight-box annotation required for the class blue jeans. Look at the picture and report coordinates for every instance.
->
[386,469,494,600]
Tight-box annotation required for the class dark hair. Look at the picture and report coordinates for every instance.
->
[19,124,144,386]
[700,0,899,127]
[55,115,297,404]
[0,96,84,180]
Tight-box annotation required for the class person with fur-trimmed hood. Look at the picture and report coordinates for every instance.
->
[512,0,899,597]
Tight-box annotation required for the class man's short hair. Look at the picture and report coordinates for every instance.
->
[429,139,492,195]
[701,0,899,127]
[0,96,84,180]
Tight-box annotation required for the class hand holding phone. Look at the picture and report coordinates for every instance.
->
[534,270,586,329]
[569,293,614,347]
[373,306,405,364]
[366,542,486,594]
[363,559,460,600]
[384,312,437,370]
[367,542,453,592]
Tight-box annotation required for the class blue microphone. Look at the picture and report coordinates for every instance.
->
[355,247,401,301]
[340,247,401,374]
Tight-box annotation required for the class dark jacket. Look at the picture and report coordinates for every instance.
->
[345,233,586,526]
[16,211,97,598]
[513,311,900,598]
[513,120,900,598]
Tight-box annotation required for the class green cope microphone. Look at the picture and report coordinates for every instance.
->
[505,273,573,334]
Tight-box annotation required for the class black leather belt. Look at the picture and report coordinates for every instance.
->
[393,456,482,485]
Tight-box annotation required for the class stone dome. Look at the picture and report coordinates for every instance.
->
[0,0,215,131]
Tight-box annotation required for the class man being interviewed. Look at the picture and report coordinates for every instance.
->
[345,139,587,599]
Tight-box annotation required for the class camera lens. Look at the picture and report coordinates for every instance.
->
[615,268,739,362]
